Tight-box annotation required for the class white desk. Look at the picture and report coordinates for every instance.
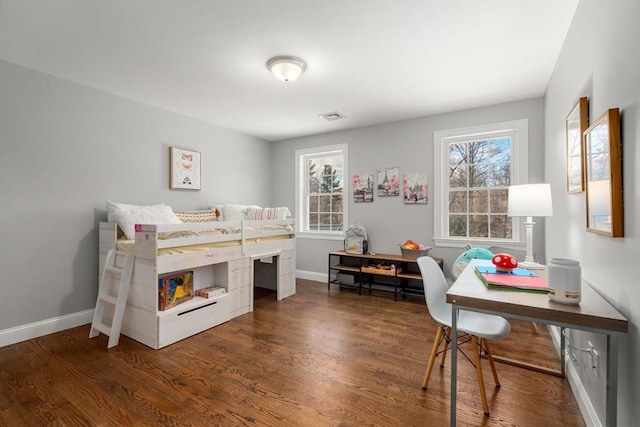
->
[447,260,628,426]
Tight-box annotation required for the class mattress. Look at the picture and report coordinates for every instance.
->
[116,234,291,256]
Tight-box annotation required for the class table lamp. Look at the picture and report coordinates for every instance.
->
[507,183,553,270]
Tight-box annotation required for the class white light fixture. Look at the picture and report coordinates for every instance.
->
[267,56,306,82]
[507,183,553,270]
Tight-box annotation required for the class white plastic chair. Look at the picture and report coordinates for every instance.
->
[417,256,511,416]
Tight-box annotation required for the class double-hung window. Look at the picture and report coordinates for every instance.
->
[295,144,348,239]
[433,120,528,247]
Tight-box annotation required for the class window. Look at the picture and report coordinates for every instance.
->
[433,120,528,248]
[295,144,348,239]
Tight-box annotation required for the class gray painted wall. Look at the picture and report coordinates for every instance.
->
[2,1,637,422]
[544,1,639,426]
[0,60,273,331]
[271,98,546,278]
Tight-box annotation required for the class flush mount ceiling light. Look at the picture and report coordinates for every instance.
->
[266,56,306,82]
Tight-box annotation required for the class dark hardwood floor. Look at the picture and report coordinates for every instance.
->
[0,279,584,426]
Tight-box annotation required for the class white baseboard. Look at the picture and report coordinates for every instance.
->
[296,269,327,283]
[549,326,601,427]
[0,271,327,347]
[0,309,94,348]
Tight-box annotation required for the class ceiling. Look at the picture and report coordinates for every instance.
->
[0,0,579,142]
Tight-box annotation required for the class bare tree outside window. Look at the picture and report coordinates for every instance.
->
[447,137,512,239]
[307,155,343,231]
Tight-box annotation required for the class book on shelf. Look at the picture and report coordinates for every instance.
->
[472,266,549,293]
[158,271,194,311]
[196,286,226,299]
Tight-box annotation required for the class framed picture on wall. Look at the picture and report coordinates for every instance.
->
[170,147,201,190]
[377,167,399,197]
[353,174,374,203]
[566,97,589,193]
[584,108,623,237]
[403,173,428,204]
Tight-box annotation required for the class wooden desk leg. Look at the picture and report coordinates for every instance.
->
[450,305,458,427]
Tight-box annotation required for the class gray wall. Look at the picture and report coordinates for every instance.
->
[0,60,273,331]
[272,98,546,278]
[544,1,639,426]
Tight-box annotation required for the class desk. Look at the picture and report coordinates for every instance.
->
[447,260,628,427]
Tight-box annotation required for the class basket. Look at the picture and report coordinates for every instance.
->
[400,247,431,260]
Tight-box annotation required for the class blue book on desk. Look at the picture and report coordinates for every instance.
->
[474,266,538,277]
[473,266,548,293]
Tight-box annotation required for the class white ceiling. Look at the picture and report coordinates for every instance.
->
[0,0,578,142]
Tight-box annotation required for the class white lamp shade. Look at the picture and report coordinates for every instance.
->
[267,56,306,82]
[507,183,553,217]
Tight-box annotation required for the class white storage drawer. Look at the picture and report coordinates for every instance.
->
[157,294,231,348]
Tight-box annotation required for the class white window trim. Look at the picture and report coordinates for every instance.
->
[295,144,348,240]
[433,119,528,249]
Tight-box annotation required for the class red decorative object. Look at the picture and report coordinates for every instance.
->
[492,253,518,272]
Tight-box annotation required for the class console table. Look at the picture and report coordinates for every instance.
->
[328,251,443,301]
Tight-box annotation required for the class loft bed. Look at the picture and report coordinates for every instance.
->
[97,209,296,349]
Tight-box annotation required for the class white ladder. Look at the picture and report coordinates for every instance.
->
[89,249,134,348]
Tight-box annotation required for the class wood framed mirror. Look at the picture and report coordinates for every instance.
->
[566,97,589,193]
[584,108,623,237]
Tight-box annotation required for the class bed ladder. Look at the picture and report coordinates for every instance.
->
[89,249,134,348]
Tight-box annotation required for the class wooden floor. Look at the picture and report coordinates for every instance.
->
[0,279,585,427]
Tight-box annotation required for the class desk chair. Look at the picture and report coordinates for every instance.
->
[417,256,511,416]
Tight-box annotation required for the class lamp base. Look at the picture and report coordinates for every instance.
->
[518,260,546,270]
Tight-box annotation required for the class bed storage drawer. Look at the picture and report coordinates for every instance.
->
[157,294,231,348]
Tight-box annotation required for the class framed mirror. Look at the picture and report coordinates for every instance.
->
[566,97,589,193]
[584,108,623,237]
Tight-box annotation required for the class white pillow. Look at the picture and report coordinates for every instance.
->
[106,200,181,239]
[245,207,291,220]
[106,200,165,223]
[222,203,248,221]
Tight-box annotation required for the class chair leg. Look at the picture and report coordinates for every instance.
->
[439,327,450,367]
[422,326,444,389]
[482,338,501,387]
[472,336,490,416]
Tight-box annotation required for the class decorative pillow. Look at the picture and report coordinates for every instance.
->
[106,200,164,223]
[211,204,225,221]
[222,203,262,221]
[245,207,291,220]
[221,203,246,221]
[174,209,219,223]
[106,200,181,240]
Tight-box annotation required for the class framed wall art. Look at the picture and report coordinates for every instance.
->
[566,97,589,193]
[403,173,428,204]
[377,167,399,197]
[170,147,201,190]
[353,174,374,203]
[584,108,623,237]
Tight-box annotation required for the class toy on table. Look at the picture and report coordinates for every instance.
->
[452,247,494,280]
[491,253,519,272]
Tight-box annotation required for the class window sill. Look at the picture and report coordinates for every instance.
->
[433,237,525,250]
[296,231,344,241]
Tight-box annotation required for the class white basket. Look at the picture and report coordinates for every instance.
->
[400,247,431,260]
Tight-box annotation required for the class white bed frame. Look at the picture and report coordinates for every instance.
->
[98,219,296,349]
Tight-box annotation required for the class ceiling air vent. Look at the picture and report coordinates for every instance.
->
[319,111,346,121]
